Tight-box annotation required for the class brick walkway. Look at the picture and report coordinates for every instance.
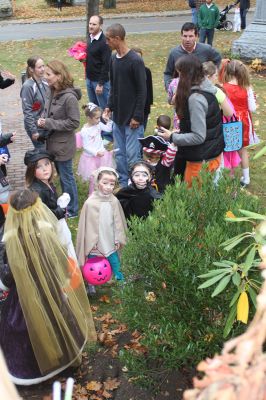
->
[0,79,33,191]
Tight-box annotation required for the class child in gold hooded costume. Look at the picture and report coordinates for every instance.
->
[0,189,96,385]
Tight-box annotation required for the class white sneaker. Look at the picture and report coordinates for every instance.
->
[240,176,250,187]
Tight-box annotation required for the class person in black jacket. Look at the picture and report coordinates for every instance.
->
[86,15,111,109]
[131,47,153,131]
[104,23,147,187]
[235,0,250,30]
[0,71,15,90]
[24,149,65,220]
[0,132,15,205]
[116,161,161,220]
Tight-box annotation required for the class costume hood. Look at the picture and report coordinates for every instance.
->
[192,77,217,96]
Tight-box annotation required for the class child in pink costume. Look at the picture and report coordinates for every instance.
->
[167,77,180,131]
[77,103,114,194]
[203,61,241,175]
[219,59,258,187]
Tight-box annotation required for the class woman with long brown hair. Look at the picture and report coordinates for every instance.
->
[37,60,81,217]
[20,56,48,148]
[159,54,227,186]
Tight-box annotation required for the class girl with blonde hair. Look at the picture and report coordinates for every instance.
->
[220,59,258,187]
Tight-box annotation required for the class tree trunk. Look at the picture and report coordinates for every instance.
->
[86,0,100,39]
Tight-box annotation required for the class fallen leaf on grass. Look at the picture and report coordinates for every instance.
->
[124,341,148,355]
[98,331,117,346]
[99,295,110,303]
[131,330,142,339]
[110,324,128,335]
[91,305,99,312]
[110,344,119,357]
[95,312,113,322]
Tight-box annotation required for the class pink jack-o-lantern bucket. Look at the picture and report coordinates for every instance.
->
[82,256,112,285]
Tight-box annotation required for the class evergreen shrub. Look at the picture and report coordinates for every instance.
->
[118,172,262,370]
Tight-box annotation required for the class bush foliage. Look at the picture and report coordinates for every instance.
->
[118,172,262,370]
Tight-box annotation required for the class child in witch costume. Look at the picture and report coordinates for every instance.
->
[24,148,77,261]
[76,167,127,294]
[139,115,178,193]
[116,161,161,220]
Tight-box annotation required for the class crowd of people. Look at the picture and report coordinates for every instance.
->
[0,15,257,389]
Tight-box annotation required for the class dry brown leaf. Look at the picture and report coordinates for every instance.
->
[95,312,113,321]
[110,344,119,357]
[98,332,107,343]
[99,295,110,303]
[86,381,102,391]
[102,389,113,398]
[90,395,102,400]
[103,377,121,391]
[110,324,128,335]
[131,330,142,339]
[42,395,52,400]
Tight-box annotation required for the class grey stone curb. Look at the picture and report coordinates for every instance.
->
[0,7,255,26]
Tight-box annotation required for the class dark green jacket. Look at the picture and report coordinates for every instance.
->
[198,3,220,29]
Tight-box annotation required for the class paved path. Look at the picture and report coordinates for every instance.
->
[0,80,33,191]
[0,10,255,41]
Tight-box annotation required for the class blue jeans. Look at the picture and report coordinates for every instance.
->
[191,8,197,25]
[240,8,248,30]
[86,79,110,110]
[54,159,78,216]
[199,28,215,46]
[113,122,144,187]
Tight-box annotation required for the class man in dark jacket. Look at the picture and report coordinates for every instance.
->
[104,23,147,187]
[86,15,111,109]
[235,0,250,30]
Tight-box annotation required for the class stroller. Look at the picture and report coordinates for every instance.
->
[216,3,235,31]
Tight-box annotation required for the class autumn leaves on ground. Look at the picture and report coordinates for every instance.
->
[11,0,256,20]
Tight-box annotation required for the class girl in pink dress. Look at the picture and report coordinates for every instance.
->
[77,103,114,194]
[203,61,240,175]
[220,59,258,187]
